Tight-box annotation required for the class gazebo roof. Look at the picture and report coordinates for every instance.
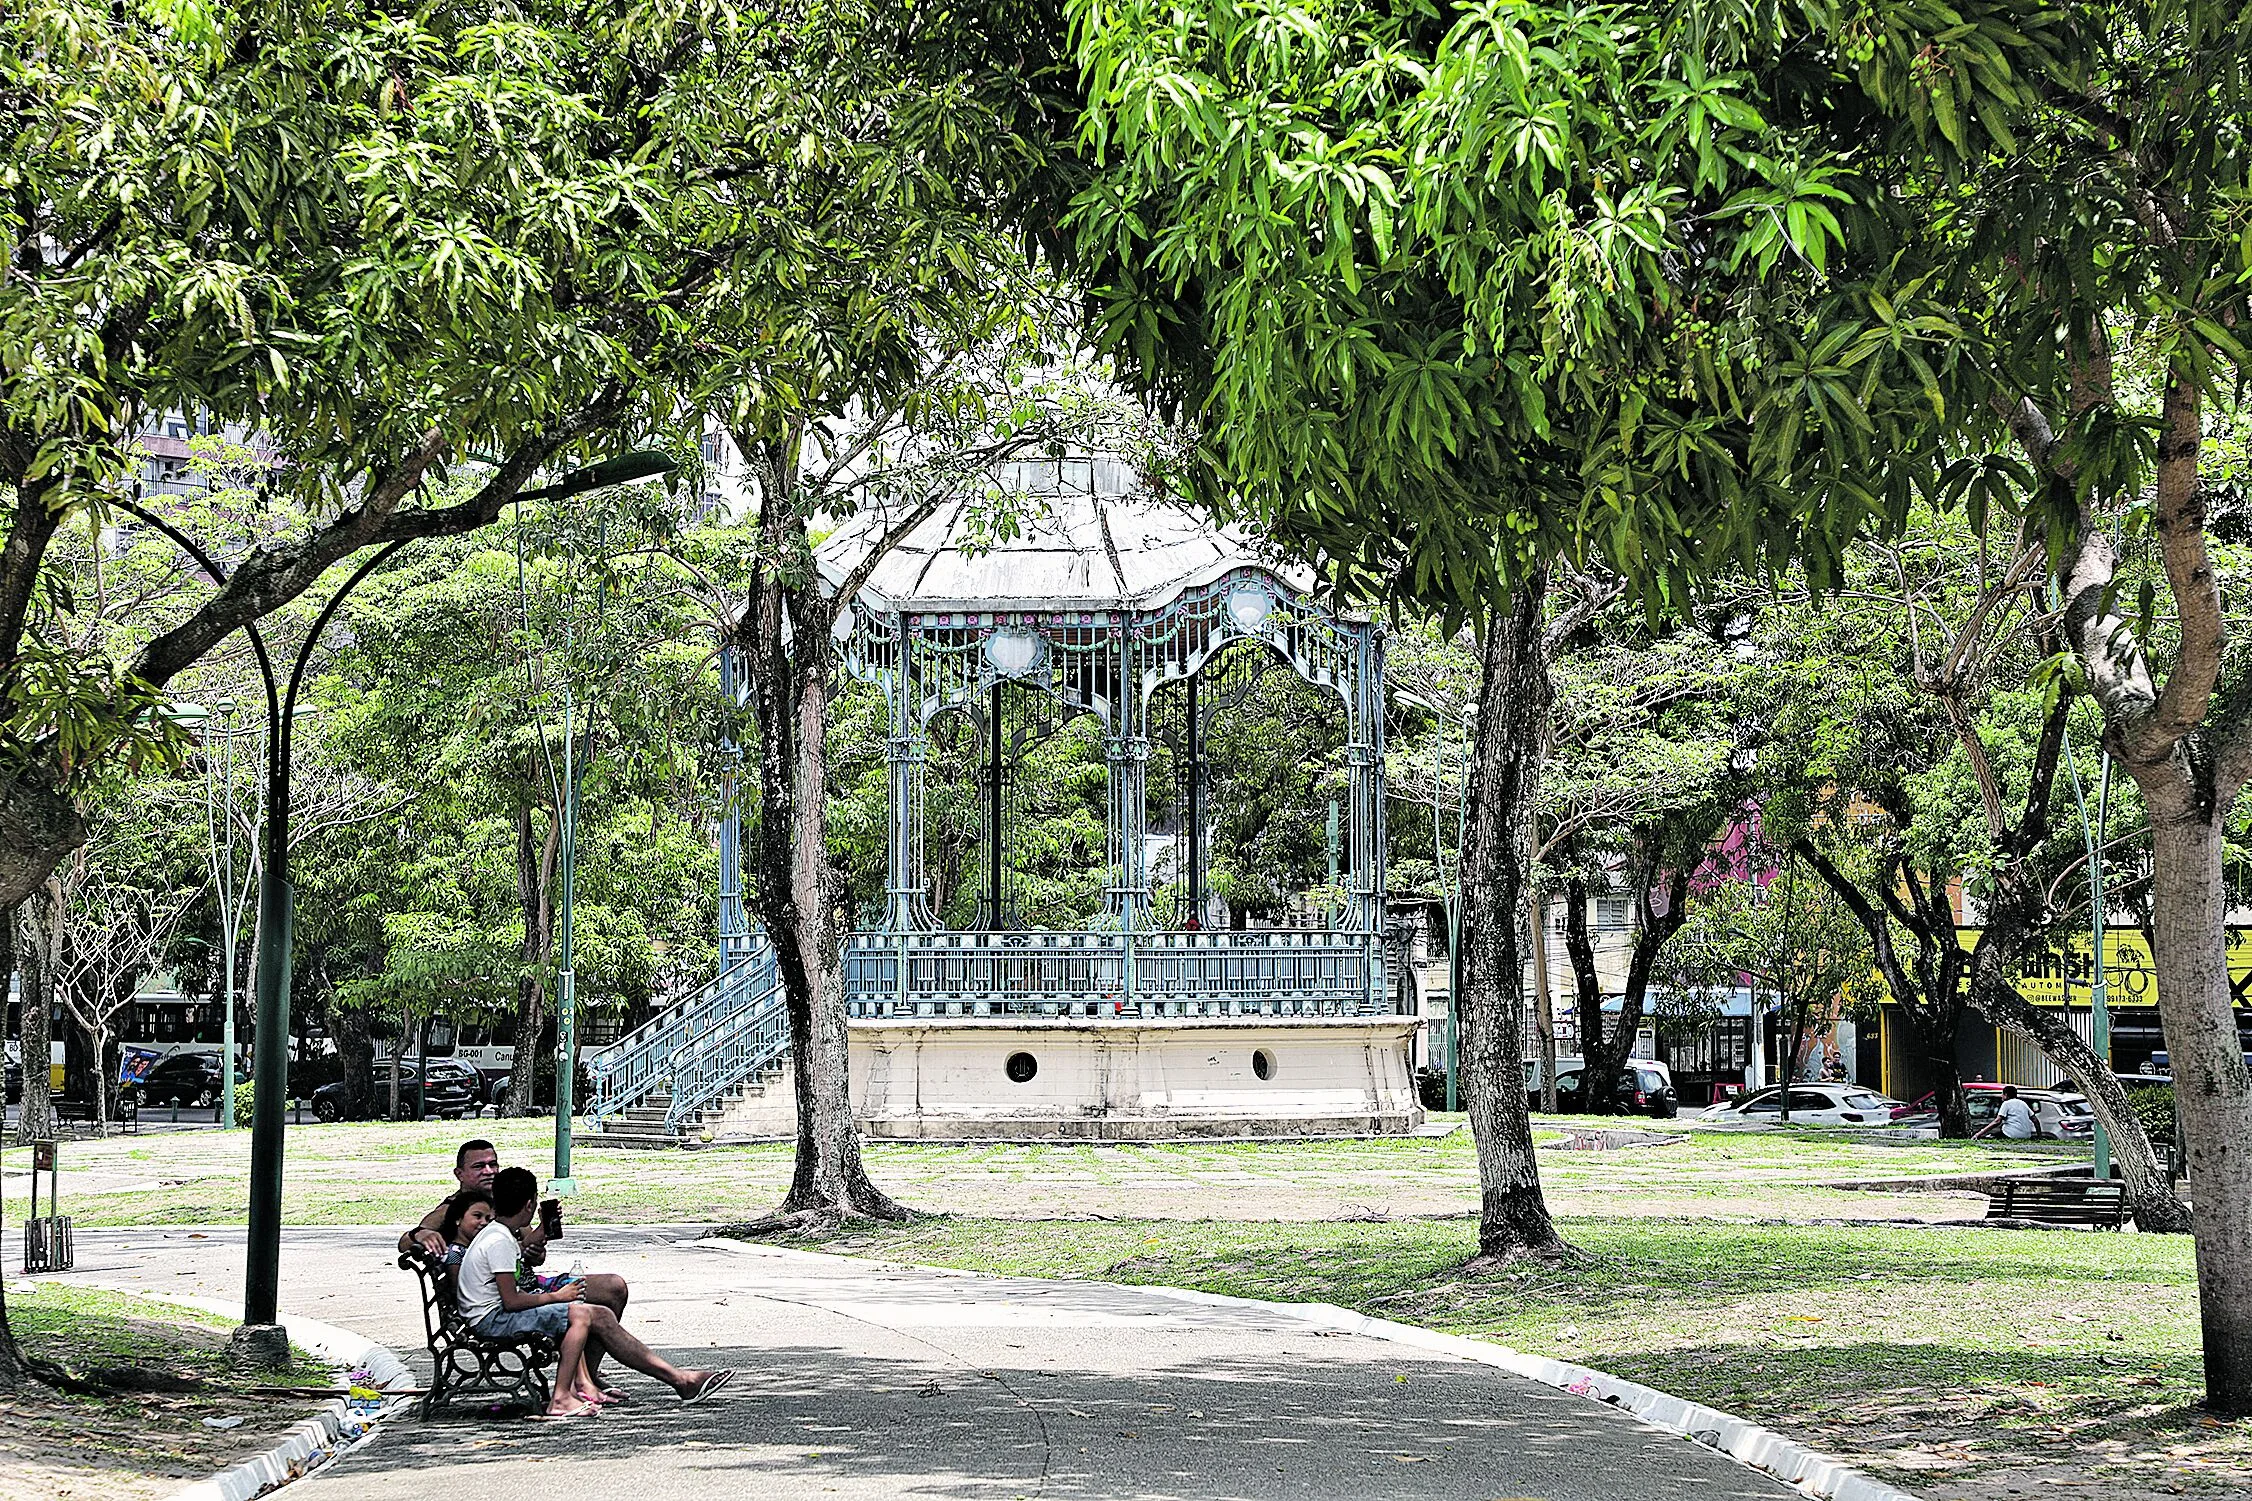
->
[815,455,1312,616]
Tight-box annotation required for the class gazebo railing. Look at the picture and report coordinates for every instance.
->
[842,928,1390,1018]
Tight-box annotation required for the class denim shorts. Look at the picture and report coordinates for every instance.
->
[475,1303,571,1341]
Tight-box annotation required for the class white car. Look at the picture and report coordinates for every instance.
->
[1719,1083,1905,1126]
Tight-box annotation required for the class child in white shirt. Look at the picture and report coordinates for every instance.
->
[464,1167,733,1417]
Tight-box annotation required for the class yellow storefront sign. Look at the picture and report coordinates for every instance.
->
[1955,925,2252,1007]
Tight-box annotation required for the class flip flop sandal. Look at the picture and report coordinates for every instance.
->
[681,1369,736,1406]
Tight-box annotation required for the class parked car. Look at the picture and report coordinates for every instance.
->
[312,1055,480,1121]
[1722,1083,1905,1126]
[1895,1083,2087,1138]
[4,1051,19,1106]
[2047,1094,2098,1140]
[136,1050,226,1109]
[1527,1055,1680,1118]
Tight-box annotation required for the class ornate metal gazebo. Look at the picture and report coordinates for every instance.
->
[817,454,1391,1019]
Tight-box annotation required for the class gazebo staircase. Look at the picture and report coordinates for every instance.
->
[584,936,795,1149]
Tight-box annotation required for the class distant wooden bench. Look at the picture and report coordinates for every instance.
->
[49,1093,136,1135]
[1985,1176,2128,1229]
[398,1250,560,1417]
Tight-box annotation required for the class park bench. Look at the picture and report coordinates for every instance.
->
[398,1249,560,1417]
[49,1093,136,1136]
[1984,1175,2128,1229]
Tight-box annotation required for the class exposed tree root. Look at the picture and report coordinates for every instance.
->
[0,1357,109,1397]
[710,1198,919,1240]
[1461,1240,1584,1273]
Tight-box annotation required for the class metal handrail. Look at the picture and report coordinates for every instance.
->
[588,938,779,1123]
[663,973,791,1134]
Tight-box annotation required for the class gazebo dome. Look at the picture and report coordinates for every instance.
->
[814,454,1311,616]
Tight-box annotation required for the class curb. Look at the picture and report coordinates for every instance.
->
[170,1397,389,1501]
[706,1240,1919,1501]
[1129,1284,1920,1501]
[56,1280,414,1501]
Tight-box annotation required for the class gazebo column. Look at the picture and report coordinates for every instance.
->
[1185,673,1204,927]
[1106,632,1152,969]
[881,615,931,933]
[1346,624,1388,1009]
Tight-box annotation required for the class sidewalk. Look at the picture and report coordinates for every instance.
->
[61,1226,1799,1500]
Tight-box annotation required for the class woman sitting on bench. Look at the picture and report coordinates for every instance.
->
[456,1167,733,1418]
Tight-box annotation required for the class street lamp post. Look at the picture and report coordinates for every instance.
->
[1397,690,1471,1112]
[2062,733,2115,1178]
[517,454,674,1194]
[119,495,394,1361]
[118,448,673,1362]
[171,699,259,1128]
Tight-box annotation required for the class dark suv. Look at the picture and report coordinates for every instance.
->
[138,1051,227,1109]
[1549,1062,1681,1119]
[311,1055,480,1121]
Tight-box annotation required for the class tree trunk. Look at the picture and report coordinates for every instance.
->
[334,1003,376,1119]
[0,760,88,913]
[14,883,56,1142]
[1783,1003,1808,1102]
[1529,894,1560,1113]
[0,1257,22,1392]
[1797,845,1973,1137]
[505,803,559,1117]
[90,1023,109,1140]
[388,1001,405,1120]
[1457,575,1568,1260]
[741,433,901,1225]
[2040,360,2252,1409]
[775,600,897,1218]
[1896,1004,1969,1136]
[1561,877,1614,1113]
[2143,790,2252,1409]
[0,903,21,1387]
[1575,866,1689,1115]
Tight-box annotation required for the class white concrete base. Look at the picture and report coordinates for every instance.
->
[702,1016,1423,1142]
[857,1015,1421,1140]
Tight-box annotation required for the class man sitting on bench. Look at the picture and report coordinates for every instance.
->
[457,1168,733,1418]
[401,1139,634,1399]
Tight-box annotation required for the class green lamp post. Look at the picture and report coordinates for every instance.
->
[121,447,673,1363]
[522,451,677,1195]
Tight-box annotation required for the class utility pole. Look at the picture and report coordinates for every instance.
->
[543,494,656,1197]
[551,585,582,1196]
[2063,735,2114,1179]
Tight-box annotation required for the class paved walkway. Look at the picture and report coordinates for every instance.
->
[60,1226,1795,1500]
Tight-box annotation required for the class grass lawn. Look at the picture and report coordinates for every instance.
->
[0,1281,333,1501]
[25,1117,2223,1496]
[25,1114,2071,1229]
[777,1213,2246,1500]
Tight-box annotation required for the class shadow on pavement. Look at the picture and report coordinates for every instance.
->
[321,1344,1795,1501]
